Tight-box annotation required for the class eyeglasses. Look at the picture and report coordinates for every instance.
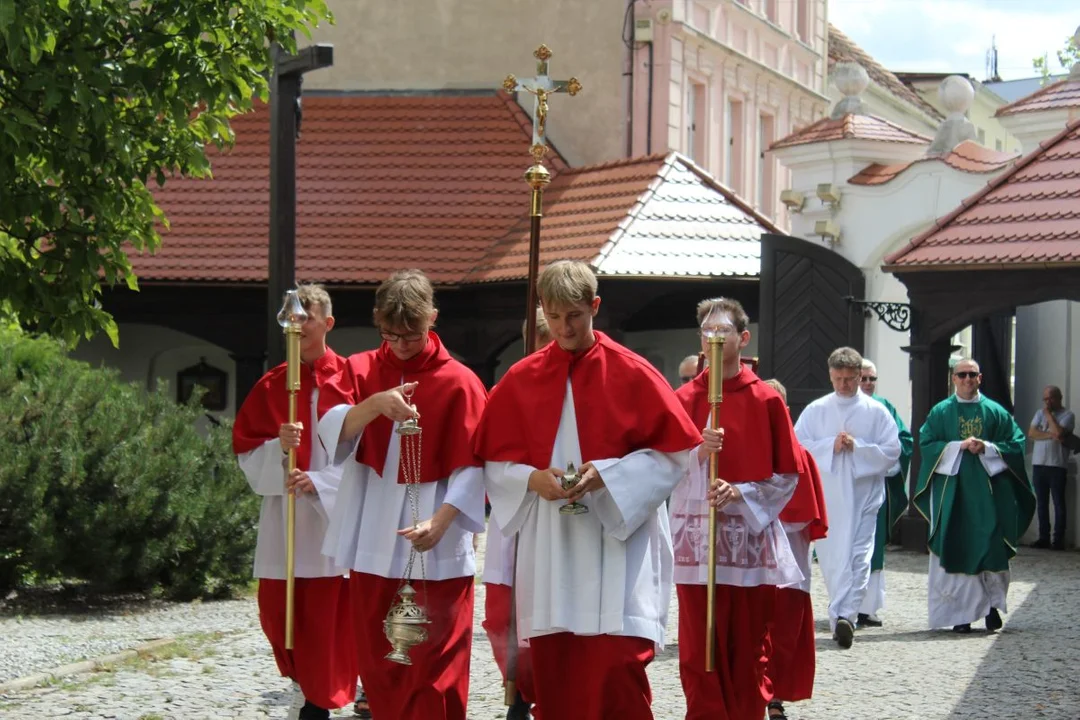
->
[380,329,425,343]
[954,371,979,379]
[861,376,877,382]
[680,376,694,384]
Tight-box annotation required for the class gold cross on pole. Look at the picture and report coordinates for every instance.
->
[503,44,582,162]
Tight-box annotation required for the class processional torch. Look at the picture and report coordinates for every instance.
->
[499,43,581,706]
[702,319,725,672]
[276,290,308,650]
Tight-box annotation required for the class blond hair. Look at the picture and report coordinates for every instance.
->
[696,297,749,333]
[373,269,436,331]
[763,378,788,403]
[538,260,597,309]
[296,283,332,319]
[522,307,552,351]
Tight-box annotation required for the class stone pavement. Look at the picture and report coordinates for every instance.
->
[2,543,1078,719]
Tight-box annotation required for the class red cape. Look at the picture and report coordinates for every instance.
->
[344,332,486,484]
[793,447,829,541]
[475,332,701,467]
[232,348,353,471]
[675,365,824,530]
[675,364,800,483]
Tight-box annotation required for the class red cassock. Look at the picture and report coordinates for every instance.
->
[232,349,358,710]
[474,332,701,720]
[673,365,802,720]
[341,334,487,720]
[482,584,539,715]
[768,447,826,702]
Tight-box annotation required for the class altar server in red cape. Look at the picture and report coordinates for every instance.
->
[474,261,700,720]
[482,310,552,720]
[317,270,487,720]
[670,297,806,720]
[761,378,829,719]
[232,284,358,720]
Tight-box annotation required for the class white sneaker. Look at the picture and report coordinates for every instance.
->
[286,680,305,720]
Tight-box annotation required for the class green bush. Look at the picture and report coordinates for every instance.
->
[0,330,258,599]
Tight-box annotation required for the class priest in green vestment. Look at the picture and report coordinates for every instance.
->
[857,359,913,628]
[913,359,1034,633]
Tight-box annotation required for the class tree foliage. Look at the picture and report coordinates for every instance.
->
[0,0,330,346]
[0,329,260,599]
[1033,31,1079,84]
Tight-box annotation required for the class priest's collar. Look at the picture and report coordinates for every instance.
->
[833,391,860,405]
[956,391,982,404]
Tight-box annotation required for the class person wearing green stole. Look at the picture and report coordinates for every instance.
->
[856,359,913,629]
[914,358,1034,633]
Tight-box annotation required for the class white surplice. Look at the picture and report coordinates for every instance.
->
[669,445,802,588]
[781,522,812,594]
[484,380,689,648]
[318,404,486,581]
[794,391,901,629]
[237,388,346,580]
[926,392,1011,628]
[481,515,516,587]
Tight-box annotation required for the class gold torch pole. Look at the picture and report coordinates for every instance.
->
[278,289,307,650]
[704,334,725,672]
[500,44,581,706]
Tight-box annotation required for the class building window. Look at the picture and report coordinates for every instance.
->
[977,128,986,144]
[757,114,775,214]
[995,139,1003,151]
[725,98,744,193]
[764,0,778,24]
[796,0,810,43]
[687,81,707,163]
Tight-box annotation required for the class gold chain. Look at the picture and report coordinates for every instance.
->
[400,422,426,585]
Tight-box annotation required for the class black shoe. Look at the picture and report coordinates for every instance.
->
[857,612,883,628]
[767,699,788,718]
[985,607,1003,632]
[1052,540,1066,551]
[506,690,532,720]
[299,701,330,720]
[834,617,854,648]
[953,623,972,634]
[353,689,372,719]
[1032,539,1051,549]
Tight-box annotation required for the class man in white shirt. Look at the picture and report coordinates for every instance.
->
[794,346,901,649]
[1028,385,1075,550]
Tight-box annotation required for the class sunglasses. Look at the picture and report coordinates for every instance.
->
[954,371,980,379]
[861,376,877,382]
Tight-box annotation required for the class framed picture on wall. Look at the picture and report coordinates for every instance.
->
[177,359,228,412]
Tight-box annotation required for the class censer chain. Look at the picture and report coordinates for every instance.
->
[401,430,426,587]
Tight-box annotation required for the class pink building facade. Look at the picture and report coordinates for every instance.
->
[629,0,830,223]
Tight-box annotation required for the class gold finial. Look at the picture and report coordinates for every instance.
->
[502,74,518,93]
[534,44,552,62]
[566,77,583,96]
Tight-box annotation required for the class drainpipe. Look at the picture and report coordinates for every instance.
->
[624,0,635,157]
[646,39,654,154]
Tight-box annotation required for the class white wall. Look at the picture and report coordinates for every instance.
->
[71,323,238,421]
[1015,300,1080,547]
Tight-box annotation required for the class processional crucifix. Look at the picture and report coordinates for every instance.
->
[499,44,581,707]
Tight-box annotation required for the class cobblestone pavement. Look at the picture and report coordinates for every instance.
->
[2,542,1078,719]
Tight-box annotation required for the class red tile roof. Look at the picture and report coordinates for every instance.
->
[141,92,568,285]
[139,93,776,286]
[466,154,780,281]
[771,113,931,150]
[828,26,943,121]
[849,140,1018,186]
[884,119,1080,270]
[995,77,1080,117]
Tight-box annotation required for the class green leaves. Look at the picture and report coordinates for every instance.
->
[1,0,331,347]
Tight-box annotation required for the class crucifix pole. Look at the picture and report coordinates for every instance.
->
[266,42,334,369]
[499,43,581,708]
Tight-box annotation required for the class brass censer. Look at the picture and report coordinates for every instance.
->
[559,462,589,515]
[384,384,430,664]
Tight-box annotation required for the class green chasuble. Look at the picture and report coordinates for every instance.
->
[870,394,913,572]
[913,394,1034,575]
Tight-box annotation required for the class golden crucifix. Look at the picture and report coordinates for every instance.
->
[503,44,582,162]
